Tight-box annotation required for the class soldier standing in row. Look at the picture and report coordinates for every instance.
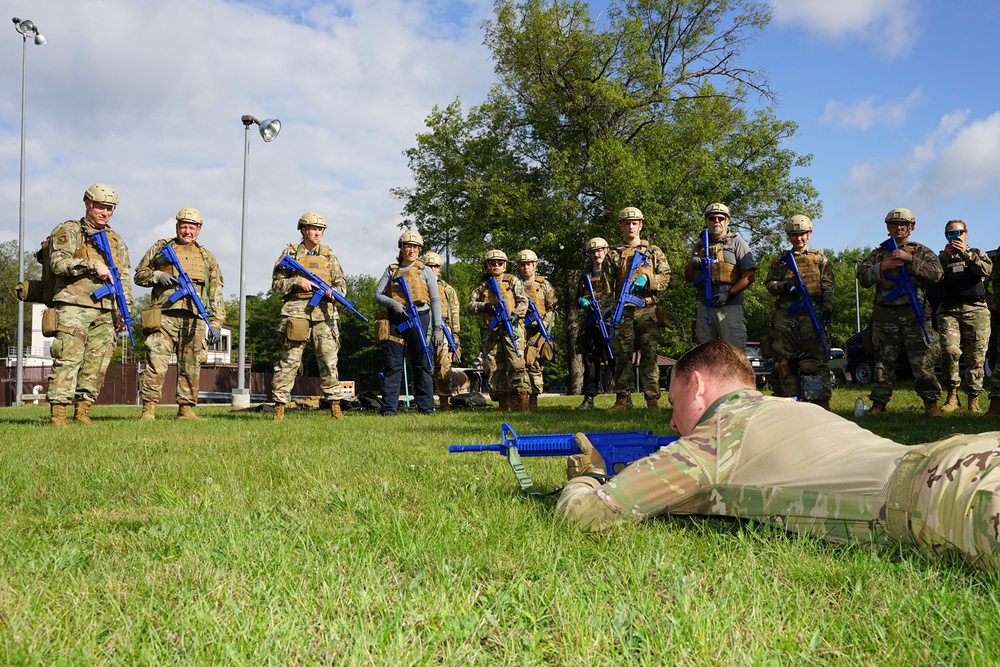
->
[270,212,348,422]
[45,184,134,427]
[605,207,671,413]
[936,220,992,413]
[575,237,613,411]
[516,249,557,411]
[763,215,834,409]
[134,208,225,420]
[986,253,1000,420]
[685,202,756,350]
[857,208,943,417]
[468,250,529,412]
[423,251,461,412]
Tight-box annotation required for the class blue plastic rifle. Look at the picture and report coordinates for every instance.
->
[523,300,554,356]
[442,320,461,365]
[449,423,679,496]
[275,254,369,322]
[392,276,435,368]
[608,249,650,342]
[878,237,932,344]
[690,229,716,324]
[485,276,521,357]
[89,229,134,345]
[581,272,613,363]
[780,251,830,357]
[158,244,217,338]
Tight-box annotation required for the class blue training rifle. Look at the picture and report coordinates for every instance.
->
[608,249,650,343]
[879,237,932,344]
[690,229,716,324]
[780,251,830,357]
[159,244,217,338]
[89,229,134,345]
[442,320,461,365]
[581,272,613,363]
[392,276,435,368]
[523,299,554,356]
[485,276,521,357]
[276,254,369,322]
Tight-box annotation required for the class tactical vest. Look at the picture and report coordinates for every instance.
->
[695,235,740,285]
[436,279,455,323]
[389,261,431,306]
[615,243,656,292]
[523,277,548,318]
[290,244,336,299]
[939,250,987,305]
[781,250,823,298]
[53,220,125,308]
[482,274,517,325]
[873,241,930,306]
[71,222,117,264]
[164,241,207,283]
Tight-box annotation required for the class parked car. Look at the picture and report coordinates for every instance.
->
[829,347,848,384]
[745,341,772,388]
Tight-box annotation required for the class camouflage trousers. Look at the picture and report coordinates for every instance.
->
[481,325,528,395]
[140,311,207,406]
[937,302,990,397]
[888,432,1000,570]
[272,317,342,405]
[695,300,748,351]
[524,330,552,395]
[46,304,117,405]
[611,306,661,398]
[433,337,457,397]
[871,304,941,403]
[770,308,831,401]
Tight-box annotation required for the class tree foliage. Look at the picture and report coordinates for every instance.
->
[0,240,42,358]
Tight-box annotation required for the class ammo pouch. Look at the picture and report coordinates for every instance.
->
[285,317,311,342]
[41,307,59,338]
[140,307,162,334]
[375,318,390,342]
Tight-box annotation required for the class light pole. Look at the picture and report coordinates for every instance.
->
[12,17,46,407]
[232,114,280,407]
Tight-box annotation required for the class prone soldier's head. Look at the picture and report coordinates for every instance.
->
[703,202,730,238]
[83,183,118,227]
[175,207,203,245]
[884,207,915,240]
[483,249,508,277]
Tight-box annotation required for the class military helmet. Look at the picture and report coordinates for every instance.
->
[885,208,915,225]
[483,249,508,263]
[618,206,644,222]
[297,212,327,230]
[785,215,812,233]
[176,207,203,225]
[586,237,609,252]
[515,249,538,263]
[704,202,730,219]
[423,251,442,266]
[398,230,423,248]
[84,183,118,207]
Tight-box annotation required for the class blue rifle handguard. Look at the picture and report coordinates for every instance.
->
[276,254,369,322]
[89,229,134,345]
[608,250,649,342]
[523,300,554,356]
[485,276,521,357]
[879,237,932,344]
[159,244,217,338]
[392,276,434,368]
[690,229,716,324]
[581,272,613,363]
[442,321,461,365]
[780,251,830,357]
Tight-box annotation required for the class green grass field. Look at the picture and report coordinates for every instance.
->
[0,389,998,665]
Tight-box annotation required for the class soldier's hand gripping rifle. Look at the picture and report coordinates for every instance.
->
[581,272,613,363]
[392,276,435,368]
[89,229,134,345]
[159,244,217,338]
[485,276,521,358]
[608,249,650,342]
[879,237,932,344]
[276,254,369,322]
[442,321,461,365]
[780,251,830,357]
[690,229,716,324]
[450,423,679,495]
[523,300,554,356]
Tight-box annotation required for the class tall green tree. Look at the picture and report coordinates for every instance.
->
[0,240,41,357]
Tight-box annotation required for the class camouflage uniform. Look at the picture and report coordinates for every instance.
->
[689,233,756,349]
[576,268,613,399]
[134,239,225,406]
[605,242,671,399]
[46,219,133,405]
[271,243,347,405]
[936,245,992,402]
[556,389,1000,570]
[988,251,1000,410]
[521,275,558,396]
[468,274,529,398]
[433,277,461,399]
[857,240,943,405]
[764,249,834,401]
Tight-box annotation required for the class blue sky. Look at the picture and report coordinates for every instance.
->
[1,0,998,298]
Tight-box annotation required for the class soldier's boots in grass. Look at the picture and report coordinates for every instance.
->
[528,393,538,411]
[438,396,451,412]
[607,393,630,413]
[330,402,343,420]
[50,404,68,427]
[576,396,595,411]
[941,388,960,413]
[496,394,510,413]
[178,405,198,420]
[868,400,888,416]
[273,404,285,422]
[515,390,531,412]
[924,398,943,418]
[985,398,1000,420]
[74,401,94,425]
[645,395,659,411]
[968,395,981,413]
[140,402,156,421]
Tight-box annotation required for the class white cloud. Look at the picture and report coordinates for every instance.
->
[770,0,919,56]
[911,111,1000,199]
[0,0,494,297]
[820,88,922,130]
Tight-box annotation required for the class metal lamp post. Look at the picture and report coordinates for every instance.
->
[232,114,280,407]
[12,17,46,407]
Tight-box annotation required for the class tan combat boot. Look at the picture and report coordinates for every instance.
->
[140,401,156,421]
[50,403,68,428]
[984,398,1000,420]
[272,404,285,422]
[438,396,451,412]
[868,400,887,416]
[497,394,510,413]
[73,400,94,426]
[607,393,630,414]
[330,402,344,420]
[924,398,943,418]
[528,393,539,411]
[645,395,660,411]
[941,388,960,413]
[968,395,981,413]
[177,405,199,420]
[517,390,531,412]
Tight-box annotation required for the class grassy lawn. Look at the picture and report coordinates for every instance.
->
[0,388,997,665]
